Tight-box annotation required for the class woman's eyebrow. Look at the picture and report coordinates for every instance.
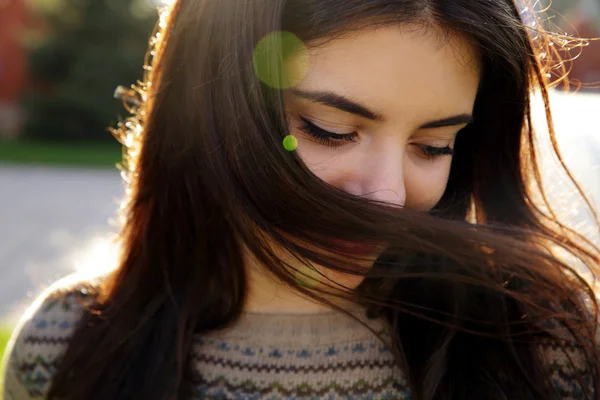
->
[290,89,474,129]
[290,89,384,121]
[419,114,474,129]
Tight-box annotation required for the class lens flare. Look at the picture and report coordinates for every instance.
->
[282,135,298,151]
[294,265,322,289]
[253,31,309,89]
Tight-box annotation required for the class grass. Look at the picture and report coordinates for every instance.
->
[0,327,12,362]
[0,139,123,168]
[0,326,14,394]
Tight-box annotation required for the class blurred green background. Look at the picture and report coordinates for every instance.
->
[0,0,162,165]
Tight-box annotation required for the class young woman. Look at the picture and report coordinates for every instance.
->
[3,0,600,399]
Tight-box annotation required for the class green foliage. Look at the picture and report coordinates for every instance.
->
[0,138,122,167]
[22,0,157,142]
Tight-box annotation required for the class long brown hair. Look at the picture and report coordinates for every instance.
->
[49,0,600,399]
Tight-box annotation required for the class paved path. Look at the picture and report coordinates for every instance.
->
[0,166,124,323]
[0,91,599,325]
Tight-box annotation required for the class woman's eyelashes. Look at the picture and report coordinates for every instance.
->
[297,115,455,159]
[298,116,357,147]
[416,144,455,160]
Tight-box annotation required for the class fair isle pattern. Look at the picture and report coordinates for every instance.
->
[541,342,595,398]
[191,333,409,399]
[0,277,595,400]
[2,280,95,400]
[537,316,596,397]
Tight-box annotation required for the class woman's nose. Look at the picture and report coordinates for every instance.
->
[364,175,406,206]
[342,148,406,207]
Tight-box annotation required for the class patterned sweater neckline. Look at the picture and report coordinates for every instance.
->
[200,305,390,348]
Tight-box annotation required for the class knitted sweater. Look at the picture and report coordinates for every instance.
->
[1,277,594,399]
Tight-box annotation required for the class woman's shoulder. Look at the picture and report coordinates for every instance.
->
[1,274,101,400]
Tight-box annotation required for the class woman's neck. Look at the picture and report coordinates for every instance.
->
[244,264,333,314]
[242,246,365,314]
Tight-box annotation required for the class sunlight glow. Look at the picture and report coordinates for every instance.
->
[531,90,600,248]
[72,234,121,280]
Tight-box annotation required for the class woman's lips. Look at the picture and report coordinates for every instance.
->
[329,239,378,256]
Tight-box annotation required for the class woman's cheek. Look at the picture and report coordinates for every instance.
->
[404,158,453,211]
[296,139,355,185]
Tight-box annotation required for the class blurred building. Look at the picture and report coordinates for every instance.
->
[524,0,600,91]
[0,0,43,137]
[565,0,600,90]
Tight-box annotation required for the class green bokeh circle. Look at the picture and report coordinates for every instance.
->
[282,135,299,151]
[253,31,309,89]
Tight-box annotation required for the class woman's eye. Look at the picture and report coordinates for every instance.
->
[298,116,357,147]
[296,117,454,158]
[416,144,455,160]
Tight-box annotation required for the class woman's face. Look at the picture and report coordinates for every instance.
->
[286,26,480,210]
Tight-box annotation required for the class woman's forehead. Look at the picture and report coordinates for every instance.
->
[292,26,481,128]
